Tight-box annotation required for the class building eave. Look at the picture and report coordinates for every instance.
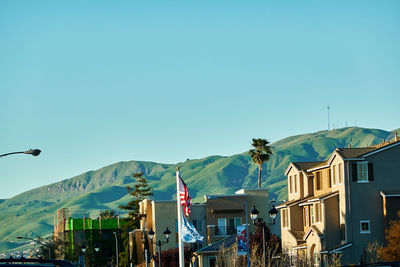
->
[362,141,400,157]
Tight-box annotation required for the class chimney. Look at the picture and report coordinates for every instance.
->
[395,131,399,142]
[348,144,351,148]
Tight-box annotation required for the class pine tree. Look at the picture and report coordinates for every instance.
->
[118,172,154,266]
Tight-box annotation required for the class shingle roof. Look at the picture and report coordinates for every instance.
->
[276,195,315,209]
[292,161,325,171]
[195,235,237,253]
[334,147,376,159]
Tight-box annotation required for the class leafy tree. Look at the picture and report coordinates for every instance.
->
[37,235,80,262]
[99,210,117,219]
[249,138,273,188]
[249,221,281,267]
[118,172,154,266]
[157,246,194,267]
[378,211,400,261]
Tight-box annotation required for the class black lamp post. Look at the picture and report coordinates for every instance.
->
[148,227,171,267]
[81,244,87,267]
[81,243,100,267]
[0,149,41,158]
[250,204,279,267]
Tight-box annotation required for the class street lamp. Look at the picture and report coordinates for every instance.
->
[148,227,171,267]
[113,232,119,267]
[17,236,50,259]
[250,204,279,267]
[81,244,99,267]
[0,149,41,158]
[250,206,259,224]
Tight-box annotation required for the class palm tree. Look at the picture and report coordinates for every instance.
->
[249,138,272,188]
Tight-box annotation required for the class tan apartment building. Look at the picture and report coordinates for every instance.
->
[129,199,206,264]
[131,188,271,266]
[277,138,400,266]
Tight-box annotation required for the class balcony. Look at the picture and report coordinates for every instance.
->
[216,226,236,236]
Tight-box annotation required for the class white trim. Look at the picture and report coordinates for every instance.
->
[320,191,339,201]
[345,158,365,161]
[363,141,400,157]
[360,220,371,234]
[307,164,329,172]
[285,163,298,176]
[303,226,322,240]
[380,191,400,197]
[276,204,287,209]
[327,152,340,166]
[293,246,307,250]
[330,242,352,253]
[299,202,312,207]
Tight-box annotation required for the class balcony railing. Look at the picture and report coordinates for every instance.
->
[216,226,236,236]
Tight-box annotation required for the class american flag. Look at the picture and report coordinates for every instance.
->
[178,174,192,217]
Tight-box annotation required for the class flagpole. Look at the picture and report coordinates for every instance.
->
[176,168,185,267]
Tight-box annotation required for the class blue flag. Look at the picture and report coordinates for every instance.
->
[180,213,204,243]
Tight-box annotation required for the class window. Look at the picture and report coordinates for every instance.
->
[228,217,241,234]
[303,206,309,227]
[316,172,322,190]
[332,165,337,186]
[357,162,368,182]
[209,257,216,267]
[217,218,227,235]
[360,220,371,234]
[340,223,346,241]
[192,219,203,233]
[338,163,343,184]
[310,205,314,224]
[217,218,240,235]
[282,209,289,228]
[315,203,322,223]
[289,175,293,194]
[294,175,298,193]
[352,162,374,182]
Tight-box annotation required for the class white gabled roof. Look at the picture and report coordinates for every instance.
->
[284,163,299,176]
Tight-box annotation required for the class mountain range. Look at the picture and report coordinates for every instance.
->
[0,127,397,253]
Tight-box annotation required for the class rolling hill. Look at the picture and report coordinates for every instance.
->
[0,127,396,253]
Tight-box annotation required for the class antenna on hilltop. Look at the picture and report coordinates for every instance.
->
[327,106,330,131]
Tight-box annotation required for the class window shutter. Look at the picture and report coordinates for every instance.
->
[351,163,358,181]
[368,163,374,181]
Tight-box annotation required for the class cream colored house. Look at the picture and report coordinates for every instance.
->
[277,137,400,266]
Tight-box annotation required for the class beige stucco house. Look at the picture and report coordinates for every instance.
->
[277,137,400,266]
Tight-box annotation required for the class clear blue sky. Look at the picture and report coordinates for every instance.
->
[1,0,399,199]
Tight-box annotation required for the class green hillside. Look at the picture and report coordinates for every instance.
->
[0,127,394,253]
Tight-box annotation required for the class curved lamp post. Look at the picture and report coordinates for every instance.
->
[148,227,171,267]
[17,236,50,259]
[0,149,41,158]
[250,204,279,267]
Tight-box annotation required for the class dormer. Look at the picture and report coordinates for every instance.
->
[285,161,324,201]
[307,162,332,197]
[285,163,310,201]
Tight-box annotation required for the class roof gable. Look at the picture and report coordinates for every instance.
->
[303,226,323,240]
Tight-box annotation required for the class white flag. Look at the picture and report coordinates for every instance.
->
[180,213,204,243]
